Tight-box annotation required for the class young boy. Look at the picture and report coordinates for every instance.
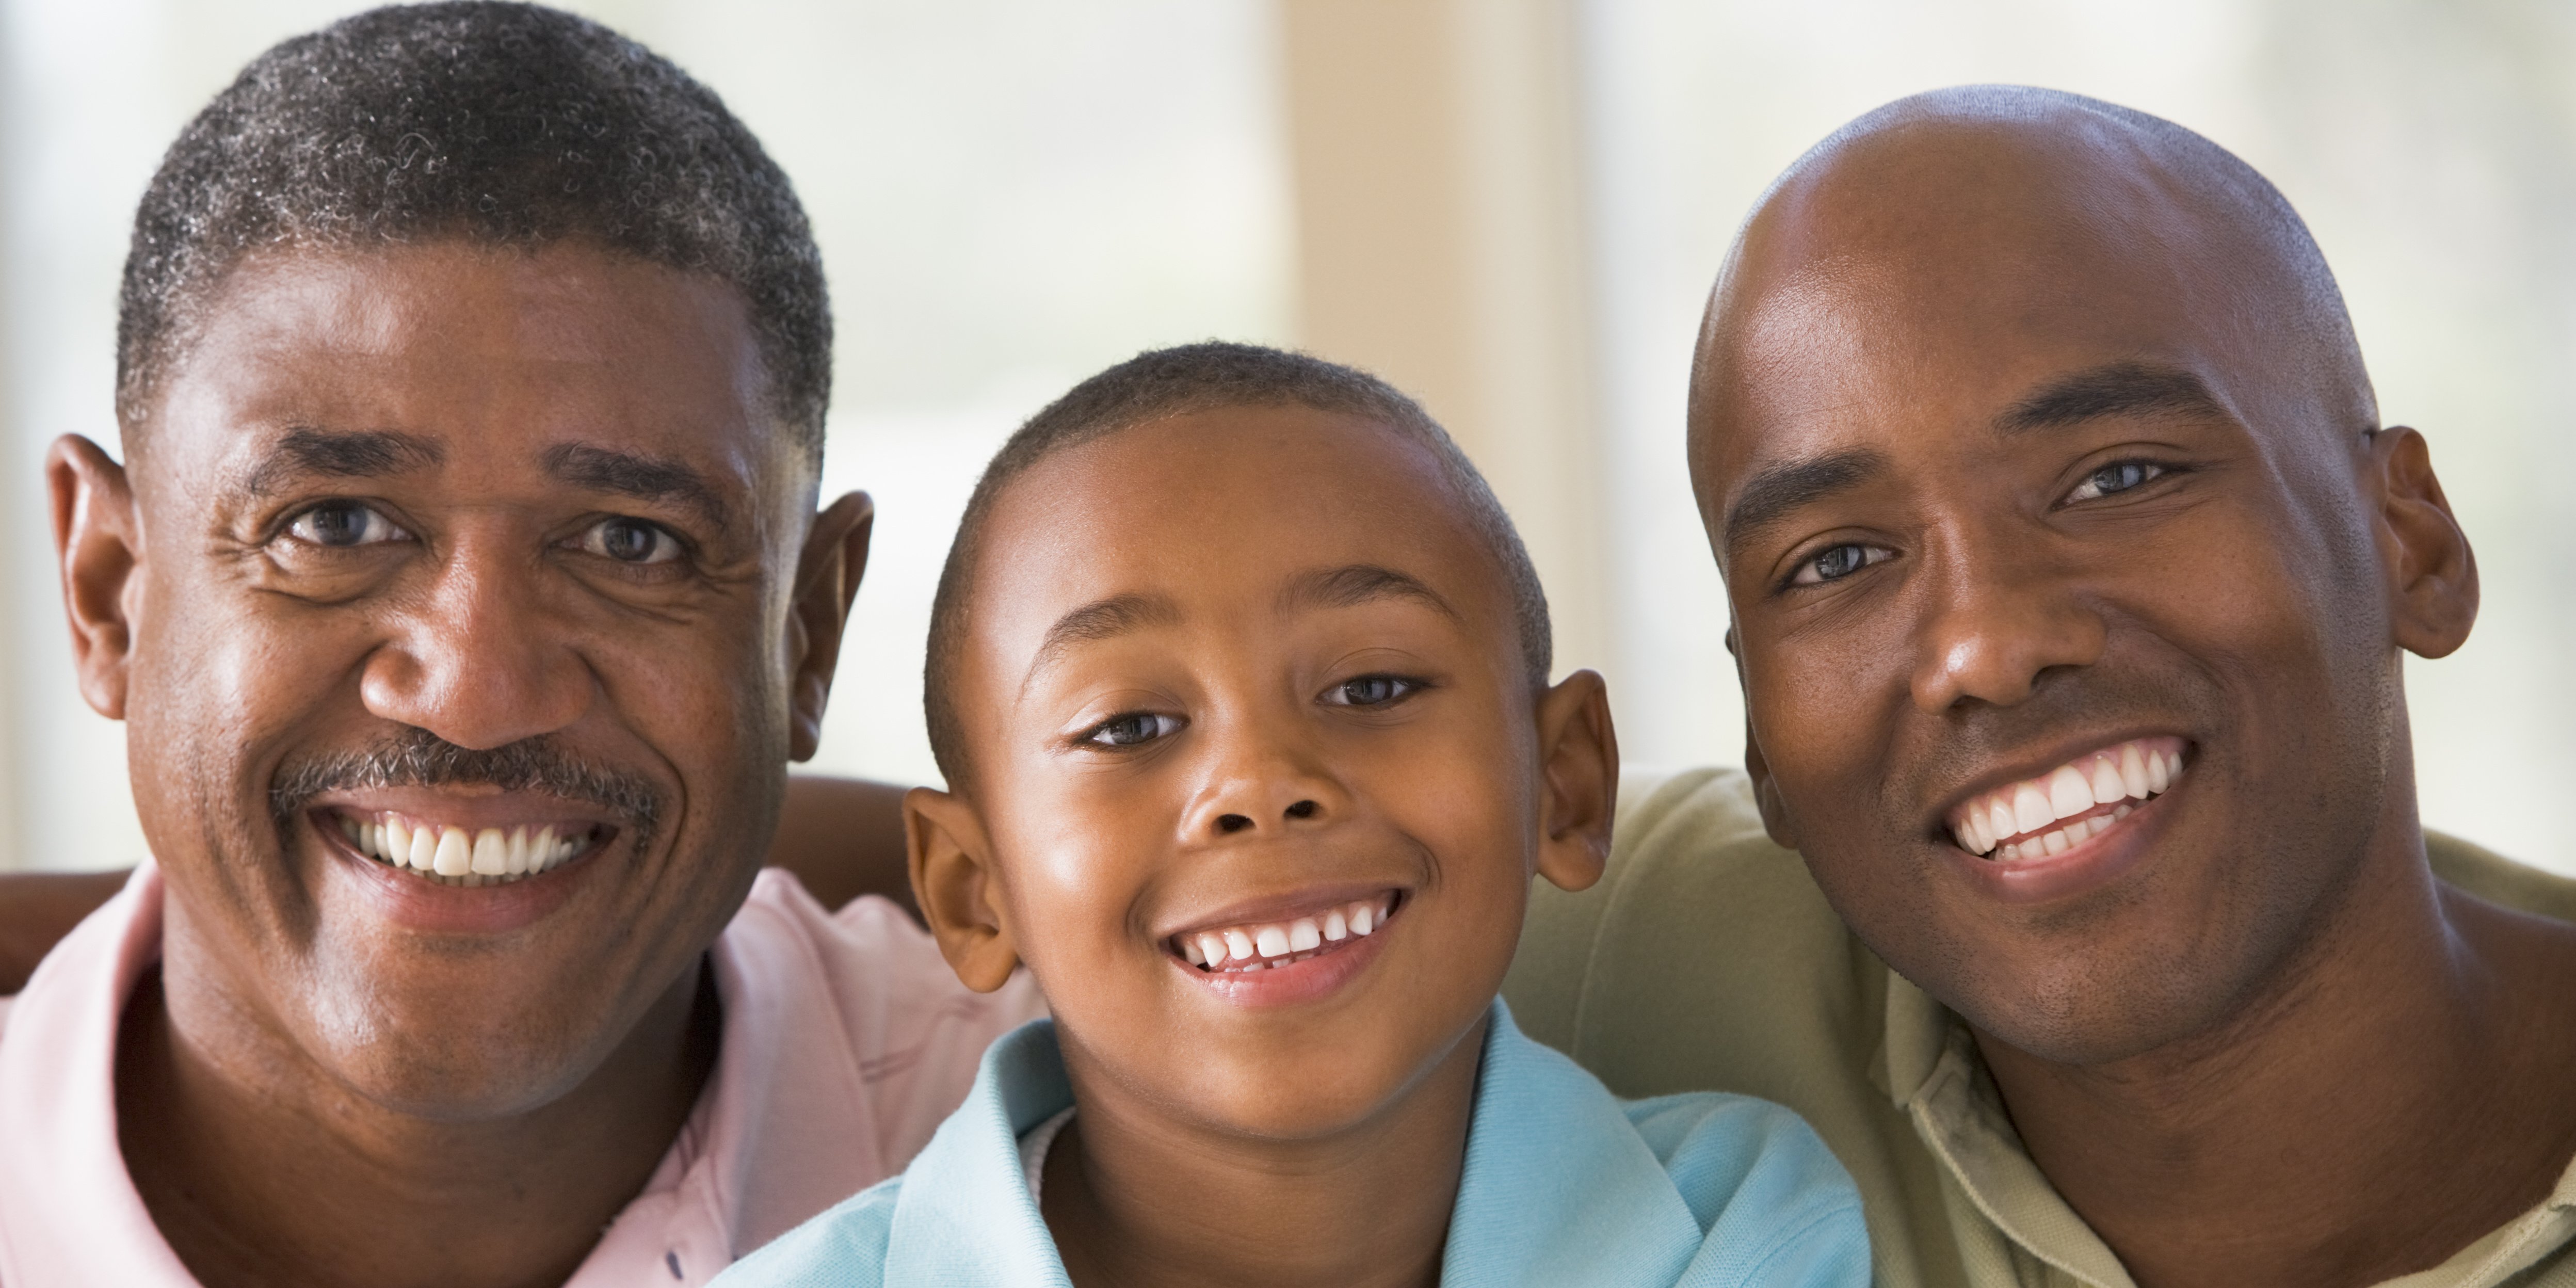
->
[717,344,1867,1287]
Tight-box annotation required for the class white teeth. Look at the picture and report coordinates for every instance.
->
[1985,800,2017,850]
[1288,917,1322,952]
[470,829,508,876]
[432,827,473,876]
[386,817,412,865]
[504,828,529,876]
[1182,897,1393,972]
[2119,743,2150,799]
[2088,756,2127,807]
[2042,829,2070,855]
[2147,749,2171,793]
[408,825,438,871]
[2047,766,2092,820]
[2009,784,2051,834]
[534,826,559,874]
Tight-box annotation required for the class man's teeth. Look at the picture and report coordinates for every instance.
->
[1950,736,2187,862]
[1176,895,1394,972]
[337,815,585,888]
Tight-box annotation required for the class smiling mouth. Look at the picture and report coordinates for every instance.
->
[1171,892,1400,973]
[329,811,606,888]
[1948,736,2187,862]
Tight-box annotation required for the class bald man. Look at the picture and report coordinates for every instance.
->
[1501,88,2576,1288]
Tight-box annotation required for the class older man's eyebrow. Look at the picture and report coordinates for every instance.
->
[542,443,729,530]
[1024,593,1184,683]
[1994,361,2230,436]
[243,428,444,497]
[1279,564,1460,621]
[1721,448,1890,556]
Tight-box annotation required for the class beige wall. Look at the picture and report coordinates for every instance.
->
[1277,0,1609,677]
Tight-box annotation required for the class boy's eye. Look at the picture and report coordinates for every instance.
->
[1083,712,1183,748]
[576,517,683,565]
[1322,674,1421,707]
[2064,460,2170,504]
[285,501,409,548]
[1787,543,1893,587]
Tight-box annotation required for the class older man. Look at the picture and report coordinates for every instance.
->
[0,6,1037,1286]
[1502,88,2576,1288]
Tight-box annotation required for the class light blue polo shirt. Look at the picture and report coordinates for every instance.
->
[717,1002,1868,1287]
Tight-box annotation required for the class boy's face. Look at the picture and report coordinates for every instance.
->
[915,406,1612,1140]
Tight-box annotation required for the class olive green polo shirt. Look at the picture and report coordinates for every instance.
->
[1502,768,2576,1288]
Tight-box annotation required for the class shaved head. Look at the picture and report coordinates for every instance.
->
[1692,86,2376,559]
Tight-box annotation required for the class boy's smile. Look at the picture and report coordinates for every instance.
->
[910,400,1613,1143]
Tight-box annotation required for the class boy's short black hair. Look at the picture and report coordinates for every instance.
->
[923,341,1554,785]
[117,1,830,460]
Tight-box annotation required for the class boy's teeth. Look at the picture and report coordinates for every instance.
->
[339,813,589,888]
[1949,736,2188,861]
[1178,895,1396,973]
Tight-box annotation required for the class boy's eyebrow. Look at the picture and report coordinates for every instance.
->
[1279,565,1460,621]
[1026,593,1184,680]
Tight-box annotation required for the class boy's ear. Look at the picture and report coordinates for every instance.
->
[1532,668,1617,893]
[785,491,876,763]
[905,785,1023,992]
[48,436,140,721]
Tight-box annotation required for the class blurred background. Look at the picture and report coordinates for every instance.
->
[1,0,2568,873]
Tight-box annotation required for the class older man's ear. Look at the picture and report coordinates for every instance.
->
[786,491,876,763]
[46,436,140,722]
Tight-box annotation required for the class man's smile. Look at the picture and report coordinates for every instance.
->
[330,810,608,888]
[1945,735,2189,862]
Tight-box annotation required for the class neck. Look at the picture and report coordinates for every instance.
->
[1978,827,2576,1288]
[118,923,719,1288]
[1041,1014,1487,1288]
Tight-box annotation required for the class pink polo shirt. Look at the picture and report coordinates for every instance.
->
[0,861,1044,1286]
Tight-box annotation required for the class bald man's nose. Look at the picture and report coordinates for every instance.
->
[1909,544,2106,713]
[360,543,594,749]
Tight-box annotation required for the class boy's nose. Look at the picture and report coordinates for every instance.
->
[1181,736,1344,843]
[1212,798,1322,835]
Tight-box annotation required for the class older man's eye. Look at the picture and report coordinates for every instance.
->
[1083,712,1183,748]
[2064,460,2170,504]
[1788,543,1893,587]
[578,517,683,565]
[286,501,409,548]
[1322,675,1421,707]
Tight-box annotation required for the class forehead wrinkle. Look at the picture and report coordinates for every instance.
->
[542,442,731,531]
[1994,360,2231,436]
[241,427,444,498]
[1020,592,1185,693]
[1278,564,1461,623]
[1721,447,1891,560]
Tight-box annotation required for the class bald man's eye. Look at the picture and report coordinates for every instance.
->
[285,501,410,549]
[1081,712,1184,749]
[576,517,683,565]
[2064,461,2171,504]
[1322,674,1424,708]
[1788,543,1894,587]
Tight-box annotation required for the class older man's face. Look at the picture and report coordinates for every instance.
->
[58,242,866,1115]
[1695,123,2476,1066]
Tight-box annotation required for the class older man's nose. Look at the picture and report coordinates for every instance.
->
[359,552,594,750]
[1909,542,2107,714]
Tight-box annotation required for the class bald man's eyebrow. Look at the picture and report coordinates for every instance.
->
[243,428,444,496]
[542,443,729,530]
[1279,564,1460,621]
[1995,361,2228,436]
[1722,448,1890,556]
[1025,593,1184,682]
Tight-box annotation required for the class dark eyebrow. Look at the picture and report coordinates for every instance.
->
[1025,593,1183,683]
[1278,564,1460,621]
[1994,361,2229,436]
[243,428,443,497]
[1721,448,1890,556]
[542,443,730,530]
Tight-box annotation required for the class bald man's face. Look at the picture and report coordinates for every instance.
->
[1694,124,2475,1064]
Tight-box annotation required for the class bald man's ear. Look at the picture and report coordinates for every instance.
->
[1532,669,1617,893]
[2368,428,2477,659]
[785,492,874,762]
[905,786,1023,992]
[48,436,139,721]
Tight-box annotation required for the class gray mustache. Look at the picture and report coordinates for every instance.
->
[270,729,664,852]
